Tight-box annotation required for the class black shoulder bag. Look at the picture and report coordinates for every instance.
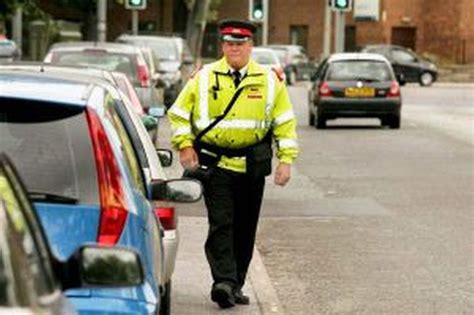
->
[183,87,245,182]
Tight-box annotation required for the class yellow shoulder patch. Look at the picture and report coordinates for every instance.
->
[190,65,203,79]
[271,67,284,82]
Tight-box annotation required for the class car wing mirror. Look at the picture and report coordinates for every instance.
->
[150,178,203,203]
[156,148,173,167]
[153,74,167,88]
[396,73,406,86]
[142,115,158,131]
[59,245,144,290]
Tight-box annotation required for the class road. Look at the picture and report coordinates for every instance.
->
[256,82,474,314]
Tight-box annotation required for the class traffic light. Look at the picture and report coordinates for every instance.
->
[330,0,352,12]
[249,0,264,22]
[125,0,147,10]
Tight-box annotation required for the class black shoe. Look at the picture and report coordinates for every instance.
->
[234,289,250,305]
[211,283,236,309]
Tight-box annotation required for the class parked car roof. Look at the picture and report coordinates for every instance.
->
[327,52,391,63]
[48,41,140,53]
[0,70,89,105]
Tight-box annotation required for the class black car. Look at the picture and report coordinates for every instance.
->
[0,153,144,314]
[309,53,403,129]
[360,44,438,86]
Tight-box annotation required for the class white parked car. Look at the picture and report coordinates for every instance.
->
[252,47,286,81]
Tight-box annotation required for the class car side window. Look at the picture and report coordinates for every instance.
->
[104,95,146,195]
[313,58,328,80]
[2,162,58,293]
[391,49,416,63]
[0,169,56,305]
[0,198,35,306]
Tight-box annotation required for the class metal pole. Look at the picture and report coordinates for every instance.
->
[12,6,22,50]
[340,11,345,52]
[132,10,139,35]
[323,1,331,57]
[262,0,269,45]
[97,0,107,42]
[335,11,345,53]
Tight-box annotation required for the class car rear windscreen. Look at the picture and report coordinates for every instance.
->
[52,51,139,85]
[0,99,99,204]
[326,60,393,82]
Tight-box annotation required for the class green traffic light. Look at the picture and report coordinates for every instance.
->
[336,0,348,8]
[253,9,263,19]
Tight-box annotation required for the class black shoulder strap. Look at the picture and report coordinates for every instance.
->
[195,87,245,142]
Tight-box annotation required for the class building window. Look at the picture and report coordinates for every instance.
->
[290,25,308,50]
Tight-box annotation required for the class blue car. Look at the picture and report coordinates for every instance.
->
[0,152,146,315]
[0,71,202,314]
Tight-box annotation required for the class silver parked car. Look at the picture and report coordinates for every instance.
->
[43,41,161,113]
[0,39,21,62]
[116,34,195,108]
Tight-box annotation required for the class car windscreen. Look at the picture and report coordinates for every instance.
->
[326,60,393,82]
[123,39,179,61]
[51,50,139,85]
[270,49,287,64]
[252,51,278,65]
[0,99,99,204]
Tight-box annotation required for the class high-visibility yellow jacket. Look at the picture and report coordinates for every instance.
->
[168,57,298,173]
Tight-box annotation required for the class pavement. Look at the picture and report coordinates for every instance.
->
[158,119,284,315]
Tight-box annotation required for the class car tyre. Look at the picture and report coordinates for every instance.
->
[309,110,315,126]
[287,69,296,85]
[389,115,401,129]
[159,281,171,315]
[316,114,326,129]
[419,72,434,86]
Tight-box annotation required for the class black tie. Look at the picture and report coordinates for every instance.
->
[232,70,241,87]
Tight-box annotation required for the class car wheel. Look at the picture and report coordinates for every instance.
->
[389,115,401,129]
[309,110,315,126]
[287,69,296,85]
[380,117,390,127]
[159,281,171,315]
[419,72,434,86]
[316,114,326,129]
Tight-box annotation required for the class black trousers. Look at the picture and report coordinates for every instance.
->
[203,167,265,289]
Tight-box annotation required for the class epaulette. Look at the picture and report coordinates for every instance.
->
[190,65,203,79]
[271,67,284,82]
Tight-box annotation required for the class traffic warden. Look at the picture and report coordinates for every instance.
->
[168,19,298,309]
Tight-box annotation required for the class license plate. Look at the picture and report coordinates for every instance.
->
[344,87,375,97]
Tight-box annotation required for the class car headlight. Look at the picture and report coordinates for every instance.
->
[429,63,437,71]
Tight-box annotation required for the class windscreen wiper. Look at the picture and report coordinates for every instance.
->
[28,191,78,204]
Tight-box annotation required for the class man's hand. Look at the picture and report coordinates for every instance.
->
[179,147,199,170]
[274,162,291,186]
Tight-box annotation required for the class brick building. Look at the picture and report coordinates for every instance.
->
[37,0,473,63]
[208,0,474,63]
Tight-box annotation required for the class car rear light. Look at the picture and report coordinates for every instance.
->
[86,109,128,246]
[319,82,332,97]
[137,55,151,88]
[387,80,400,97]
[154,207,176,230]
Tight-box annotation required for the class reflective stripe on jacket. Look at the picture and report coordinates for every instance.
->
[168,57,298,173]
